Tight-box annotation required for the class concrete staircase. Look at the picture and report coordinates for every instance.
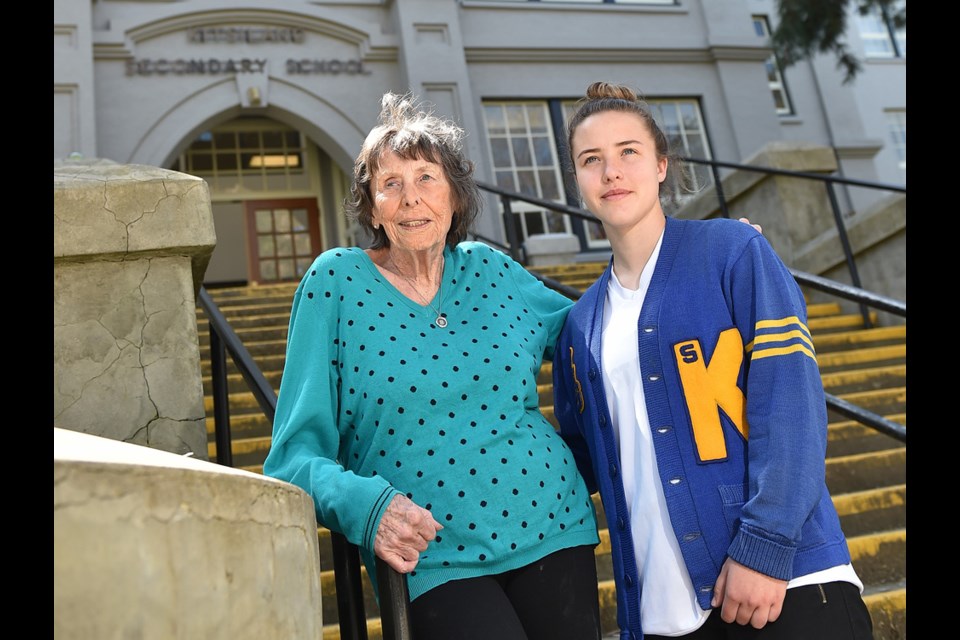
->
[197,261,906,640]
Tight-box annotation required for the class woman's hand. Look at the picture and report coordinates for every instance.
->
[374,494,444,573]
[739,217,762,234]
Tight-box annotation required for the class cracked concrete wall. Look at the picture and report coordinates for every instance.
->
[54,159,216,458]
[54,428,323,639]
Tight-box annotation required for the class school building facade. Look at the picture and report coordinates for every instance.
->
[54,0,906,287]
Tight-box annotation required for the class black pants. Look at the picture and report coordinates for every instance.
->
[410,544,602,640]
[644,581,874,640]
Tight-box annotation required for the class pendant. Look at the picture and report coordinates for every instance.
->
[435,315,448,328]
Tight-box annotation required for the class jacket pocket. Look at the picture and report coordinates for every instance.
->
[718,483,748,539]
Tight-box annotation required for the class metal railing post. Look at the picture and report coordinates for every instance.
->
[823,182,872,328]
[377,556,414,640]
[708,163,731,219]
[500,195,524,264]
[208,322,233,467]
[331,533,369,640]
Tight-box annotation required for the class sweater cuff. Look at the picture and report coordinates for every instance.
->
[362,486,402,552]
[727,523,796,581]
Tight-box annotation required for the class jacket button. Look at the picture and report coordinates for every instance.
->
[588,369,597,380]
[609,464,618,478]
[599,415,606,427]
[643,326,655,333]
[624,574,634,587]
[648,374,660,382]
[656,426,671,434]
[682,532,701,542]
[617,517,626,530]
[669,477,682,485]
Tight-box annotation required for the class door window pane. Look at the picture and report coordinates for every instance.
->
[255,209,273,233]
[273,209,292,233]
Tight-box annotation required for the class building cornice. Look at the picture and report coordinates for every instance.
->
[464,46,769,64]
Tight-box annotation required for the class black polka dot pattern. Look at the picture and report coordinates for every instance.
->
[282,243,599,599]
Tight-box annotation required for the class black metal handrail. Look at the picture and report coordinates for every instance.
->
[198,287,413,640]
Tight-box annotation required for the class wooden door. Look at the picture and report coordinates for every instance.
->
[244,198,322,284]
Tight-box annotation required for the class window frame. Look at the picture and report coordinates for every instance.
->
[855,0,906,59]
[885,109,906,170]
[752,14,795,116]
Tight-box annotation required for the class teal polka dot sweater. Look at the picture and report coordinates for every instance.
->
[263,242,600,600]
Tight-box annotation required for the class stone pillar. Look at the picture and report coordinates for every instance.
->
[54,158,216,459]
[54,428,323,639]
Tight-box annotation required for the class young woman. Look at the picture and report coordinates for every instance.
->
[552,82,874,639]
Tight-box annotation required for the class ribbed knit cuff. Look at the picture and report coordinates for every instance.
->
[727,523,796,581]
[362,486,401,552]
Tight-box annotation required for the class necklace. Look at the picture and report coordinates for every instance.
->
[392,256,447,328]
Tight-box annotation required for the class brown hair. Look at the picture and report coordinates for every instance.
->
[345,92,482,249]
[566,82,691,203]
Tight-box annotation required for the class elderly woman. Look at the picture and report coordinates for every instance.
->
[263,92,603,640]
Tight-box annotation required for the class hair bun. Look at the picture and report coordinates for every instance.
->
[586,81,639,102]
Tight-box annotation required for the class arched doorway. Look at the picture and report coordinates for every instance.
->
[169,116,362,286]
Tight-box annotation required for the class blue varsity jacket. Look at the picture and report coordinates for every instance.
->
[552,216,853,639]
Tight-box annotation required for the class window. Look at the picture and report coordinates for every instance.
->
[482,97,714,249]
[481,102,572,241]
[753,15,794,116]
[171,119,308,193]
[856,0,906,58]
[885,109,906,169]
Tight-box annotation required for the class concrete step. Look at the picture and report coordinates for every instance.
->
[197,324,289,345]
[201,369,283,396]
[833,484,906,538]
[863,586,906,640]
[817,344,906,372]
[198,337,288,357]
[825,448,906,495]
[198,311,293,330]
[808,312,878,333]
[846,528,906,587]
[202,282,298,304]
[827,387,906,422]
[200,353,286,379]
[812,325,907,352]
[821,364,905,395]
[826,414,905,457]
[197,302,293,320]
